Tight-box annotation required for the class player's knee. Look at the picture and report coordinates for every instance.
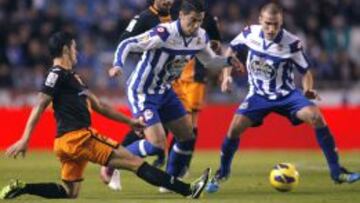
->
[178,131,196,141]
[126,155,144,171]
[228,122,246,139]
[149,139,166,150]
[308,112,326,127]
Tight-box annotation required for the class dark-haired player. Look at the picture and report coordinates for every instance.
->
[0,31,210,200]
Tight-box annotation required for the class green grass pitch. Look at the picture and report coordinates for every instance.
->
[1,150,360,203]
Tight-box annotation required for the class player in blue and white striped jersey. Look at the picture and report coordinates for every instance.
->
[109,0,242,183]
[206,2,360,193]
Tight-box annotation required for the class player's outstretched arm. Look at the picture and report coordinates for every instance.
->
[302,70,321,100]
[5,93,52,159]
[110,28,164,78]
[86,90,145,131]
[196,44,244,73]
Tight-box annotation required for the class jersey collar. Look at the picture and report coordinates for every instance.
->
[260,28,283,50]
[176,20,195,47]
[259,28,284,44]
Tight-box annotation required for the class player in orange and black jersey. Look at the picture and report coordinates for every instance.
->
[118,0,172,43]
[0,31,211,200]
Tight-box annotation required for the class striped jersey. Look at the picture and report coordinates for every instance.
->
[230,25,311,100]
[113,20,229,95]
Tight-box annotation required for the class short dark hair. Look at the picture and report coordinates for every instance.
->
[48,32,74,58]
[260,2,283,15]
[180,0,205,14]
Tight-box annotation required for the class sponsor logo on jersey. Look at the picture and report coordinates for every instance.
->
[250,39,261,46]
[157,27,165,33]
[250,59,276,81]
[45,72,59,87]
[143,109,154,121]
[239,102,249,109]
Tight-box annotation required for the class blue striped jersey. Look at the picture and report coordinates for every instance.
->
[113,20,229,96]
[230,25,311,100]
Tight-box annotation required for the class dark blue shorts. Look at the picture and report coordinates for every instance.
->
[128,88,187,127]
[236,89,315,127]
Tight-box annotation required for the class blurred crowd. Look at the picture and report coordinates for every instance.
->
[0,0,360,103]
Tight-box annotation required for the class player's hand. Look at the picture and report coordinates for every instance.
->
[5,139,28,159]
[108,66,123,78]
[304,89,321,101]
[210,40,222,54]
[221,76,233,93]
[229,56,245,74]
[129,117,146,137]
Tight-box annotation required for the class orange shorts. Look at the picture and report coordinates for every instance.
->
[172,79,206,112]
[54,128,118,182]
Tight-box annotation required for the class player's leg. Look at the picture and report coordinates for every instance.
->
[180,111,200,177]
[121,129,143,146]
[82,128,210,198]
[100,128,165,189]
[101,122,167,190]
[125,122,167,157]
[100,129,140,189]
[169,81,205,178]
[107,144,210,198]
[206,94,269,193]
[296,105,360,183]
[151,132,168,168]
[124,106,166,158]
[0,156,86,199]
[165,115,195,178]
[205,114,253,193]
[0,180,72,199]
[219,114,253,178]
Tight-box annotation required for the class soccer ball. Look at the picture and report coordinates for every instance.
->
[269,163,299,192]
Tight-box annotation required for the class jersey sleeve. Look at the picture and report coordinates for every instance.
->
[230,26,250,52]
[290,40,311,74]
[196,43,229,69]
[113,26,170,67]
[203,15,221,41]
[40,69,63,97]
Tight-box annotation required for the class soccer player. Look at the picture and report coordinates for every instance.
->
[100,0,174,190]
[101,0,223,190]
[168,1,222,180]
[205,3,360,193]
[0,32,211,200]
[109,0,242,194]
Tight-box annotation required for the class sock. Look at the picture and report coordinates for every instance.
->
[315,126,341,179]
[219,136,240,178]
[126,139,164,157]
[121,130,141,146]
[154,128,170,163]
[166,139,195,177]
[186,127,198,167]
[19,183,68,198]
[168,136,176,155]
[136,162,191,196]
